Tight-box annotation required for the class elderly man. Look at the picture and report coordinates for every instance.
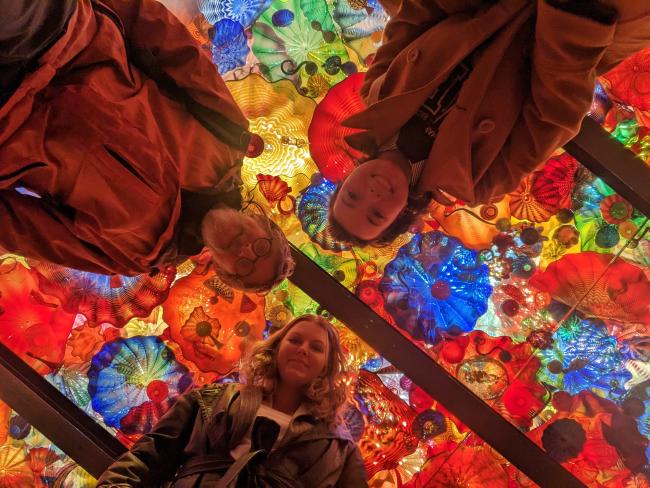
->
[0,0,294,292]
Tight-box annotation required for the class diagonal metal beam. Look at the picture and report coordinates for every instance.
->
[289,245,585,488]
[0,341,126,478]
[566,117,650,216]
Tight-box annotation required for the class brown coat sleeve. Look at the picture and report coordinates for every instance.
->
[100,0,248,129]
[96,391,199,487]
[472,0,623,203]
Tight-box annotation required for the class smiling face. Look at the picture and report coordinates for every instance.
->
[203,208,282,289]
[276,319,329,390]
[331,156,410,241]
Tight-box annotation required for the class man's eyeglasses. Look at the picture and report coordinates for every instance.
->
[234,237,273,278]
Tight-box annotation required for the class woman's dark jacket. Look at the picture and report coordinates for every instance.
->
[96,383,368,487]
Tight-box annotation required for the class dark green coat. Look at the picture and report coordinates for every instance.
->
[96,383,367,487]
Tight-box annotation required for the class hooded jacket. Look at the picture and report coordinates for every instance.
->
[343,0,650,205]
[96,383,367,487]
[0,0,248,275]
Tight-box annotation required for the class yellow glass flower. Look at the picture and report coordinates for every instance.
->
[228,75,318,191]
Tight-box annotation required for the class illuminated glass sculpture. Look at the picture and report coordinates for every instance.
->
[296,176,351,251]
[0,264,76,375]
[210,19,249,75]
[379,232,492,343]
[198,0,272,28]
[88,336,192,436]
[34,263,175,327]
[537,317,631,403]
[308,73,366,182]
[252,0,350,96]
[530,252,650,327]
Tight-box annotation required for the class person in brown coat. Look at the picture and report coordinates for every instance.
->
[0,0,293,292]
[329,0,650,245]
[96,314,368,487]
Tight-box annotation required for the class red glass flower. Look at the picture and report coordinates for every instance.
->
[600,194,633,224]
[308,73,366,182]
[602,46,650,111]
[0,265,76,374]
[529,252,650,326]
[34,263,176,327]
[531,152,579,212]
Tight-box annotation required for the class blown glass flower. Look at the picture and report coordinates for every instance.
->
[404,444,509,488]
[530,152,578,213]
[34,262,175,327]
[530,252,650,326]
[433,330,545,429]
[0,445,34,487]
[332,0,388,63]
[537,317,631,403]
[88,336,193,435]
[332,0,387,41]
[430,199,511,251]
[252,0,350,96]
[162,267,266,374]
[0,264,76,375]
[198,0,271,28]
[355,370,417,478]
[528,391,648,485]
[296,176,351,251]
[601,46,650,111]
[227,74,318,189]
[210,19,249,75]
[308,73,366,182]
[379,232,492,343]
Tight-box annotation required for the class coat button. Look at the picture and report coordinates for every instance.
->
[477,119,495,134]
[406,47,420,63]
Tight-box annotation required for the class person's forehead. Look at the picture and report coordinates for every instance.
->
[288,321,328,342]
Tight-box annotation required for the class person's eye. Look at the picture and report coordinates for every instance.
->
[347,191,358,201]
[311,345,324,353]
[289,337,301,345]
[372,210,385,220]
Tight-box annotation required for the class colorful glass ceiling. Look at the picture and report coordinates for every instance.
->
[0,400,95,487]
[0,0,649,486]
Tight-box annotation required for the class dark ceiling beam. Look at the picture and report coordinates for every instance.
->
[289,245,585,488]
[566,117,650,216]
[0,341,126,479]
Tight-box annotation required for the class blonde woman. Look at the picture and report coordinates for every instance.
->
[97,314,367,487]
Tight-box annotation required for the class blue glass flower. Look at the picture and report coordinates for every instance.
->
[296,176,350,251]
[198,0,272,29]
[272,9,295,27]
[379,232,492,343]
[537,318,631,403]
[333,0,388,41]
[211,19,249,75]
[88,336,193,434]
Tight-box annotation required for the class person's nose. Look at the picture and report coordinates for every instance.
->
[238,242,256,260]
[367,183,385,200]
[296,343,309,357]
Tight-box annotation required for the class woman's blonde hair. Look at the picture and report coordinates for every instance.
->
[239,314,349,426]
